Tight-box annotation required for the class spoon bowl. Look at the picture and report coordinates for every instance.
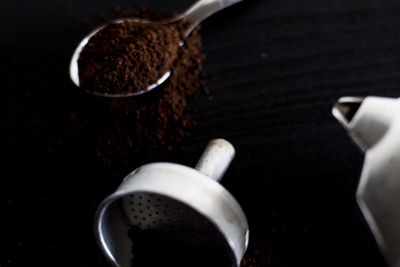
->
[69,0,244,98]
[69,18,172,97]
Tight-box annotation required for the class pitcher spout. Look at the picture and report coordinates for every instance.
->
[332,96,399,152]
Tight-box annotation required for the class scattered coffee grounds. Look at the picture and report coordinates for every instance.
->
[66,7,205,168]
[78,16,190,95]
[241,211,312,267]
[128,227,232,267]
[241,236,276,266]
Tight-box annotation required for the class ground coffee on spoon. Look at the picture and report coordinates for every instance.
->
[67,7,205,167]
[78,18,190,95]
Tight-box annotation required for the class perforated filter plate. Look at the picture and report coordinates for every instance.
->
[121,192,233,254]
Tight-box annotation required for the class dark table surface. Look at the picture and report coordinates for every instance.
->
[4,0,400,266]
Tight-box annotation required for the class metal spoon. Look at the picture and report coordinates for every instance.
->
[70,0,243,97]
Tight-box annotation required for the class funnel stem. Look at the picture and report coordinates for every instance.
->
[195,139,235,182]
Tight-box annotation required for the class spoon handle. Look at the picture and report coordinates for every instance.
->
[180,0,243,35]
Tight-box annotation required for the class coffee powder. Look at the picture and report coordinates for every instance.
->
[78,18,189,95]
[128,227,232,267]
[67,7,205,167]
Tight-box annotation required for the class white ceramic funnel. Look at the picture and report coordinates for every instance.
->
[94,139,249,267]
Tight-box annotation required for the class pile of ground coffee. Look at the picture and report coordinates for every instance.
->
[66,7,205,168]
[78,18,188,95]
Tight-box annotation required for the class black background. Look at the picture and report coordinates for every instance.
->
[4,0,400,266]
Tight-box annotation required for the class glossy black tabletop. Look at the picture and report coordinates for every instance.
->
[4,0,400,266]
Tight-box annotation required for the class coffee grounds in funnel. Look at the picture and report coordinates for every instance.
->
[128,227,232,267]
